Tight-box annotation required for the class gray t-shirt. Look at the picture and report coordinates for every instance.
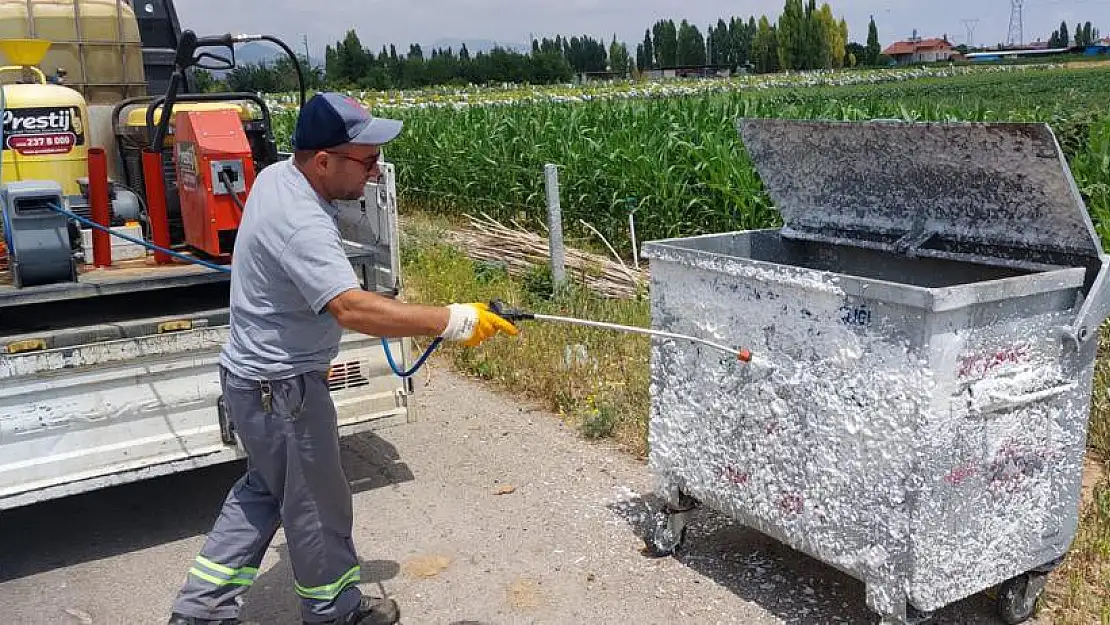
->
[219,158,361,380]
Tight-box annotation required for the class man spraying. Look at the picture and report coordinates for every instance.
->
[168,93,518,625]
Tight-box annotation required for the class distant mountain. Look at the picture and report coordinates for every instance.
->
[203,41,285,77]
[233,41,284,66]
[427,37,531,55]
[212,38,532,75]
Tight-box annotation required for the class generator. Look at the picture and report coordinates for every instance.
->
[125,29,294,264]
[175,107,254,259]
[114,100,266,246]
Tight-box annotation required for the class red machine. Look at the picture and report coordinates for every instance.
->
[173,108,255,260]
[124,29,298,267]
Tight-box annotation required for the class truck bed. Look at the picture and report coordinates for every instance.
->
[0,256,229,309]
[0,168,411,511]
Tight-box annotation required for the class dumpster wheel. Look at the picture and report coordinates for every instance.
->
[996,571,1048,624]
[875,606,935,625]
[645,508,691,557]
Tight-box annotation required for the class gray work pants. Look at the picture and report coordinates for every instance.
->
[171,366,362,623]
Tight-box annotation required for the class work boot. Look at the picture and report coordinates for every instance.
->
[307,595,400,625]
[167,614,240,625]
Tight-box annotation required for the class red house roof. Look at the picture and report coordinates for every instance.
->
[883,38,953,56]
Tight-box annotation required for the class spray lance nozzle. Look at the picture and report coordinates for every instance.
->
[486,300,753,363]
[488,299,534,324]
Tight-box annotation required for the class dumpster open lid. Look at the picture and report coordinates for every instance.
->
[736,119,1104,267]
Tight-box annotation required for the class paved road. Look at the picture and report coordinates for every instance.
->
[0,370,1027,625]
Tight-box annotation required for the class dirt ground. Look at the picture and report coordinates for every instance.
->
[0,370,1043,625]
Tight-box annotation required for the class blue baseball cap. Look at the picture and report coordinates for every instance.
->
[292,92,403,151]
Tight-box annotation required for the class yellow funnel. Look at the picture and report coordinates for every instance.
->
[0,39,52,67]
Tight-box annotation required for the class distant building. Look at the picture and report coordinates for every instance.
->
[642,64,732,80]
[882,37,956,64]
[964,46,1070,62]
[1084,42,1110,56]
[574,71,624,84]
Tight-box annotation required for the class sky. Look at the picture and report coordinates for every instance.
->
[173,0,1110,59]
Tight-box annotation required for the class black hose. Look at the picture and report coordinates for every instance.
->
[220,170,246,213]
[150,71,182,149]
[259,35,306,107]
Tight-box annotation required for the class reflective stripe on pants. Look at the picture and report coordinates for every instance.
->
[171,366,362,623]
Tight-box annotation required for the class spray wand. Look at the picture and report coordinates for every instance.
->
[488,300,753,363]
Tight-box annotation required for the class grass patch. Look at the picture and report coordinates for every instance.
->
[400,212,652,456]
[1042,329,1110,625]
[1046,475,1110,624]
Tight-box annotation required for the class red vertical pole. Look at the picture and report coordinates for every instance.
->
[87,147,112,268]
[142,147,172,264]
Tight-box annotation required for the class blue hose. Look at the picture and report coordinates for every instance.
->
[44,201,439,377]
[49,201,233,273]
[387,336,443,377]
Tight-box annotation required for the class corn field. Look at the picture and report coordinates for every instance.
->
[270,64,1110,254]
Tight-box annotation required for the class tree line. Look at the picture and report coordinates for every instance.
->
[318,1,879,88]
[1048,21,1102,48]
[637,3,877,74]
[321,31,578,89]
[190,2,1102,94]
[189,1,882,92]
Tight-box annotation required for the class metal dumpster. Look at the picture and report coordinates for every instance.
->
[638,119,1110,625]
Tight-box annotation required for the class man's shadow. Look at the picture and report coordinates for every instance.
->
[340,429,416,495]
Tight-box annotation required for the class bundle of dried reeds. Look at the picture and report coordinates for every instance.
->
[440,213,647,298]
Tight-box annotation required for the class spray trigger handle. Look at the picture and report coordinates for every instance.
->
[488,300,534,324]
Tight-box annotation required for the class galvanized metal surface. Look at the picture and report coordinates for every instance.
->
[0,393,409,512]
[640,120,1110,625]
[338,165,401,295]
[737,119,1102,263]
[0,306,228,349]
[643,235,1095,623]
[0,316,414,510]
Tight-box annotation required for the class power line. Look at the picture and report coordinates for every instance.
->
[963,18,980,47]
[1008,0,1024,47]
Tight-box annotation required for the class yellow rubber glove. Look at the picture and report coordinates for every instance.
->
[441,303,519,347]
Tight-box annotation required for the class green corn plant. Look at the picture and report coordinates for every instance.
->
[267,65,1110,257]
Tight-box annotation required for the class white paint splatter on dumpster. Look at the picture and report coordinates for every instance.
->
[642,234,1091,621]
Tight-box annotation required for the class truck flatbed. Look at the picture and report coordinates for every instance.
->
[0,256,230,309]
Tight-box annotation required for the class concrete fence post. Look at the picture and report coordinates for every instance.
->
[544,163,567,292]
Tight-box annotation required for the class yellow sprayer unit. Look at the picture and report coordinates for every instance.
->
[0,37,89,196]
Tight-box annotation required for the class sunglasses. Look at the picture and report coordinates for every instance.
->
[324,150,381,171]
